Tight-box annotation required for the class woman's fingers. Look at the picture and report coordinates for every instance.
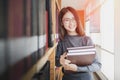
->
[64,59,71,64]
[64,63,77,71]
[69,64,77,71]
[60,52,67,59]
[62,52,67,57]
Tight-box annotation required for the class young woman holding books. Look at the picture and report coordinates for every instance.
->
[55,6,102,80]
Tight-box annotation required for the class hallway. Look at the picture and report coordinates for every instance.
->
[0,0,120,80]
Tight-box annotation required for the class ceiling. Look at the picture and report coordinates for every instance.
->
[61,0,89,10]
[61,0,101,10]
[61,0,104,20]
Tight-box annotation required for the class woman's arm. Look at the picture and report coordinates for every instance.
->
[77,53,102,72]
[77,36,102,72]
[55,42,63,67]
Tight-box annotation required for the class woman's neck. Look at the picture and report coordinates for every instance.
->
[67,31,78,36]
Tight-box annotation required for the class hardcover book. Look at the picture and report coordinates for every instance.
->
[66,46,96,66]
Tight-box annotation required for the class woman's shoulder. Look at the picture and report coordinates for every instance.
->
[82,35,92,40]
[81,35,94,46]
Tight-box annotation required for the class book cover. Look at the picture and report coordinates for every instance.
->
[8,0,24,37]
[24,0,32,36]
[68,48,96,53]
[31,0,38,36]
[67,45,95,50]
[46,0,53,47]
[0,0,7,38]
[67,46,96,66]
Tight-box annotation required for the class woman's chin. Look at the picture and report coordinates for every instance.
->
[68,29,76,33]
[69,29,76,32]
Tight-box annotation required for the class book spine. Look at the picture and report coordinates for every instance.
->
[67,51,96,55]
[68,48,96,53]
[67,46,95,50]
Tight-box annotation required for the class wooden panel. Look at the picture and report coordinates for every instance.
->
[49,51,55,80]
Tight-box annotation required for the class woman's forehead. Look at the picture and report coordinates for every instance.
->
[63,11,74,19]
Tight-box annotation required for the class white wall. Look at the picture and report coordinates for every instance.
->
[114,0,120,80]
[101,50,114,80]
[100,0,114,53]
[85,0,115,79]
[61,0,86,10]
[100,0,114,80]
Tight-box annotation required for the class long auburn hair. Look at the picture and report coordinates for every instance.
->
[58,7,85,40]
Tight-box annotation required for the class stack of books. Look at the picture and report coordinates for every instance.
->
[66,46,96,66]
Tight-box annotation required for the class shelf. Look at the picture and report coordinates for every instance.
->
[21,43,58,80]
[55,0,61,10]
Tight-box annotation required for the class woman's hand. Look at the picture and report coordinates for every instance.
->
[64,63,78,71]
[60,52,78,71]
[60,52,71,66]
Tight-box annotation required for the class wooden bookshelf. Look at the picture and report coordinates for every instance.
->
[49,0,61,80]
[22,0,61,79]
[21,43,57,80]
[55,0,61,10]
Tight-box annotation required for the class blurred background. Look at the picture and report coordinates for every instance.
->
[0,0,120,80]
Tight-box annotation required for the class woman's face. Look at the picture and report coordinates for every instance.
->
[62,11,77,34]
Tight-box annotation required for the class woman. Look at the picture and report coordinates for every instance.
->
[55,6,101,80]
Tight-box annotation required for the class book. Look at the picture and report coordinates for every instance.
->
[67,45,95,50]
[25,0,31,36]
[66,46,96,66]
[8,0,24,37]
[46,0,53,47]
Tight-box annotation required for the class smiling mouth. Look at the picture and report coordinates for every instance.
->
[69,25,75,29]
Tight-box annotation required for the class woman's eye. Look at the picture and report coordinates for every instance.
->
[65,19,69,21]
